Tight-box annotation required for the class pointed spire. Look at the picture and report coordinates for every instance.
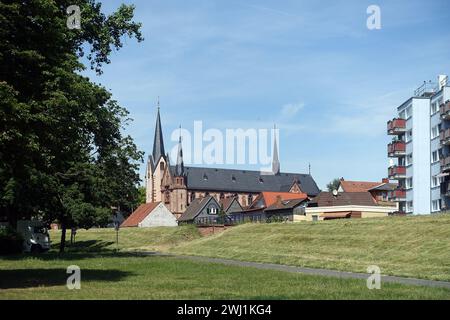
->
[152,99,165,165]
[175,125,184,176]
[272,124,280,175]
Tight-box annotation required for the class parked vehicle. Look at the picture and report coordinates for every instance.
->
[16,220,51,253]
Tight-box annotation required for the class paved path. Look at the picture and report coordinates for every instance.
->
[140,252,450,289]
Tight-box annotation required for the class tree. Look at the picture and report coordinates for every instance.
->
[326,178,341,192]
[0,0,144,252]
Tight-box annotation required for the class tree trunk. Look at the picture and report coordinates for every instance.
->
[59,223,66,254]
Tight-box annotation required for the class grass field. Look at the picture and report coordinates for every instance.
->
[1,253,449,300]
[2,214,449,299]
[170,214,450,281]
[50,225,200,252]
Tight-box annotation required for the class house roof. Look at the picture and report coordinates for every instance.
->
[169,166,320,196]
[220,197,242,212]
[258,191,308,208]
[178,195,219,222]
[369,183,398,192]
[265,198,308,211]
[339,180,382,192]
[121,202,161,227]
[309,192,377,207]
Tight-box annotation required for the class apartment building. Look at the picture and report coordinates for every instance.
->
[387,74,450,214]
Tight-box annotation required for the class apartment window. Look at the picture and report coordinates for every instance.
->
[399,110,406,119]
[432,200,441,213]
[432,150,440,163]
[431,124,440,139]
[405,154,413,166]
[431,175,440,188]
[438,97,444,107]
[405,177,413,189]
[406,106,412,119]
[405,130,412,143]
[431,102,438,115]
[406,201,413,213]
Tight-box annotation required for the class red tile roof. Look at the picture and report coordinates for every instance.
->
[339,181,382,193]
[259,191,308,207]
[121,202,161,227]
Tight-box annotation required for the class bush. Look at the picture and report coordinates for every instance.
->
[0,226,24,255]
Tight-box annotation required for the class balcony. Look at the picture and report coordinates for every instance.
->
[440,128,450,145]
[440,101,450,120]
[387,118,406,135]
[441,157,450,172]
[388,141,406,157]
[388,166,406,180]
[388,189,406,202]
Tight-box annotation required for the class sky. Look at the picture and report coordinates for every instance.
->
[81,0,450,189]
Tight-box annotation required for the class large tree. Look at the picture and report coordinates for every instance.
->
[0,0,144,252]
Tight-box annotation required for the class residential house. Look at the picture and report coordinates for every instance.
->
[338,178,397,206]
[299,191,397,222]
[121,202,178,228]
[178,195,225,225]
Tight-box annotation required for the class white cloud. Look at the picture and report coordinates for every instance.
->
[281,102,304,117]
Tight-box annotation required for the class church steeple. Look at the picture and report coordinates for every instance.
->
[152,98,165,165]
[175,126,184,176]
[272,125,280,175]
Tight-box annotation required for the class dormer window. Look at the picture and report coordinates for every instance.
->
[231,175,236,182]
[203,173,208,181]
[259,177,264,183]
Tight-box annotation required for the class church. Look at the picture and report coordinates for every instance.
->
[145,106,320,216]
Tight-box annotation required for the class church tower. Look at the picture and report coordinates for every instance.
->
[272,125,280,175]
[169,127,188,214]
[146,100,167,203]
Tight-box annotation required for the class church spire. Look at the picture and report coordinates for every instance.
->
[272,124,280,175]
[152,98,165,165]
[175,125,184,176]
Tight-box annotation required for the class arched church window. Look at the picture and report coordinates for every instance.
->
[248,194,253,205]
[191,192,196,202]
[220,193,225,200]
[164,191,170,204]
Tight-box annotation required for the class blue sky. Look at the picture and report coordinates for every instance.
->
[82,0,450,189]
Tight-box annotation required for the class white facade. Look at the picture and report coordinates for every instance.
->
[388,75,450,215]
[139,203,178,227]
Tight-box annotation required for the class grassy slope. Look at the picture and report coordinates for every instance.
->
[50,225,200,252]
[1,254,449,300]
[170,214,450,281]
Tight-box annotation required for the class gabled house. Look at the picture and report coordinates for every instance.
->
[219,197,243,214]
[248,191,309,210]
[121,202,178,228]
[178,195,224,225]
[229,191,309,223]
[338,178,397,205]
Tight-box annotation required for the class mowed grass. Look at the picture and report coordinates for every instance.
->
[50,225,200,252]
[170,214,450,281]
[0,254,449,300]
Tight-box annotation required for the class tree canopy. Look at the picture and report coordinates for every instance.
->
[0,0,144,252]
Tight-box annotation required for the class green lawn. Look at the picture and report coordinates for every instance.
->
[170,214,450,281]
[1,253,449,300]
[50,225,200,252]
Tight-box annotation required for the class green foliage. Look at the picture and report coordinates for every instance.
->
[0,0,144,251]
[326,178,341,192]
[0,226,23,255]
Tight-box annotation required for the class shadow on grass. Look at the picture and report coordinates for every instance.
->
[0,251,151,262]
[0,268,132,289]
[50,240,116,252]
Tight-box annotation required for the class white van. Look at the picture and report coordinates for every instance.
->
[16,220,51,253]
